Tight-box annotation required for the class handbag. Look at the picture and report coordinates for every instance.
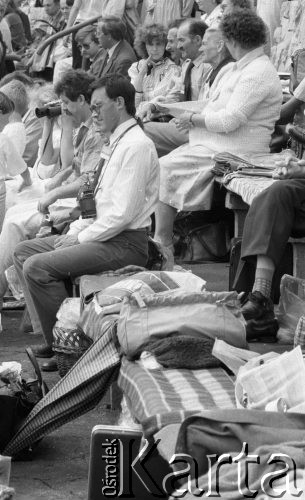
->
[117,289,247,357]
[0,348,48,452]
[173,211,231,263]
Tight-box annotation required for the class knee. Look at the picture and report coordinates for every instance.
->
[22,255,41,282]
[13,240,28,266]
[251,182,293,213]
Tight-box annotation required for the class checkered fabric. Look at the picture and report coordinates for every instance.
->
[118,358,236,438]
[4,324,120,457]
[52,326,92,353]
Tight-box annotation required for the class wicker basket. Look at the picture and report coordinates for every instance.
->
[54,345,90,378]
[53,326,93,377]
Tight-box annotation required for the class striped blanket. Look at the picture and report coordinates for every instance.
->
[118,358,236,438]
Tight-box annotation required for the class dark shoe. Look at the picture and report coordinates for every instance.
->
[31,344,53,358]
[246,317,279,343]
[241,291,274,321]
[41,357,58,372]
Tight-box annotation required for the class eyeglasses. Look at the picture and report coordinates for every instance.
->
[90,103,104,114]
[78,41,93,50]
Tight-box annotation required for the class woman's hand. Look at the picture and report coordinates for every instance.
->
[17,169,32,192]
[174,112,195,132]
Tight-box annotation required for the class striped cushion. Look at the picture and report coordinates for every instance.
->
[118,357,236,438]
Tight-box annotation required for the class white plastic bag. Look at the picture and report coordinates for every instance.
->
[55,298,80,329]
[235,346,305,412]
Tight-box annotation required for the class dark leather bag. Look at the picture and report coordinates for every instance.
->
[173,211,231,263]
[0,348,48,452]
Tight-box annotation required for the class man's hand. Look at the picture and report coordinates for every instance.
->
[61,110,74,128]
[54,234,79,249]
[273,156,305,179]
[174,112,194,132]
[137,102,151,121]
[37,191,57,213]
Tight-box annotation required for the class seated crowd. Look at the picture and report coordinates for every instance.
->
[0,0,303,380]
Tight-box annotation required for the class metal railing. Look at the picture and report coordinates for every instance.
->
[36,14,104,56]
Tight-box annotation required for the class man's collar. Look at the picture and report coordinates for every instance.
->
[78,116,93,130]
[107,41,120,60]
[233,46,265,71]
[185,53,205,68]
[109,117,137,146]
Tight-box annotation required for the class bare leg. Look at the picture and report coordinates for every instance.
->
[153,201,177,270]
[154,201,176,247]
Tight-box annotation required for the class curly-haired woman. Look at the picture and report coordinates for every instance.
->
[154,9,283,269]
[128,23,180,118]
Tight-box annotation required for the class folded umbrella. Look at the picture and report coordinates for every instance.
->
[4,323,120,457]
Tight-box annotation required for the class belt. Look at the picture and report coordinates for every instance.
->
[125,227,149,233]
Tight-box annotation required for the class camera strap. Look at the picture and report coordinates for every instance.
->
[94,122,138,194]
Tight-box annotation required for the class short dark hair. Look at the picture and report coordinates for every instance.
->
[0,90,14,114]
[220,8,266,49]
[0,70,34,87]
[100,16,127,41]
[91,73,136,117]
[228,0,252,8]
[54,69,95,103]
[184,19,208,39]
[168,18,185,30]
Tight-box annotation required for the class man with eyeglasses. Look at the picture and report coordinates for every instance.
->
[13,73,159,372]
[75,25,105,78]
[0,69,103,342]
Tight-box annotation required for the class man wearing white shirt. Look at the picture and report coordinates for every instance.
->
[144,18,209,157]
[13,73,159,370]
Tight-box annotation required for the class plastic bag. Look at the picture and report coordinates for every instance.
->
[55,297,80,329]
[277,274,305,343]
[235,346,305,412]
[4,266,23,301]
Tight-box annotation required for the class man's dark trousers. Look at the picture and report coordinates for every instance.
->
[13,230,148,347]
[234,179,305,292]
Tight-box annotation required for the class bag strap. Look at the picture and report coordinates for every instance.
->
[289,125,305,145]
[188,224,229,260]
[25,347,48,397]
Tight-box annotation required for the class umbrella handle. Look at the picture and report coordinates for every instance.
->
[25,347,48,397]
